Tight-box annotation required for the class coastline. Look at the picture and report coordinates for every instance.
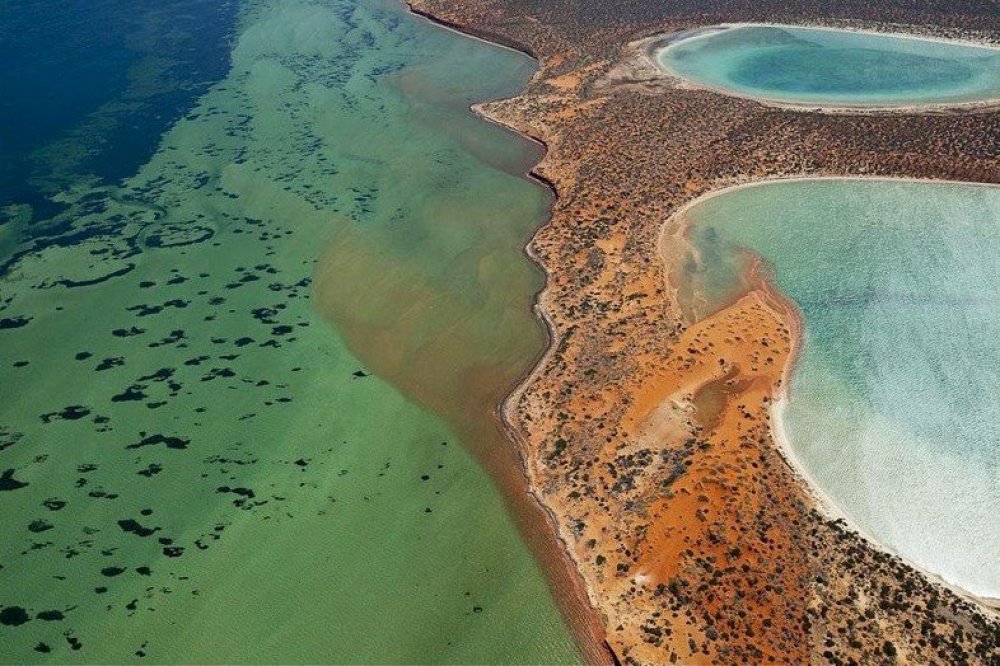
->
[402,2,615,663]
[443,22,636,663]
[399,0,1000,661]
[635,23,1000,114]
[4,0,996,660]
[405,2,539,59]
[0,0,605,660]
[486,117,618,665]
[660,175,1000,614]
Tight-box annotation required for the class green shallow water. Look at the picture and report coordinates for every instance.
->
[677,179,1000,600]
[658,24,1000,107]
[0,0,581,662]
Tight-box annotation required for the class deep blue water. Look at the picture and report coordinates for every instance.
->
[0,0,240,213]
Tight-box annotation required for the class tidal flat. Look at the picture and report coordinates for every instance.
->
[656,24,1000,109]
[0,0,583,662]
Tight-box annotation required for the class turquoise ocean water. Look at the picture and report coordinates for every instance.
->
[0,0,582,661]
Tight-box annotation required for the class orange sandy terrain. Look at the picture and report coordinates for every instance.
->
[591,291,803,663]
[412,0,1000,662]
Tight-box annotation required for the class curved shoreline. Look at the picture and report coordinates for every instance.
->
[642,22,1000,113]
[466,92,626,664]
[406,3,539,59]
[401,3,615,663]
[403,0,1000,660]
[481,120,618,666]
[660,175,1000,614]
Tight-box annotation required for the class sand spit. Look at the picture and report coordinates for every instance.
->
[411,0,1000,663]
[663,176,1000,612]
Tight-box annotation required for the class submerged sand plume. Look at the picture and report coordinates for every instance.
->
[0,0,591,661]
[4,0,999,661]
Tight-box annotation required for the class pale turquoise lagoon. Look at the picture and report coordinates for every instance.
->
[657,25,1000,108]
[675,179,1000,600]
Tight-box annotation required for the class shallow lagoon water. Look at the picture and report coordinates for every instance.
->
[0,0,581,662]
[657,25,1000,108]
[676,179,1000,600]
